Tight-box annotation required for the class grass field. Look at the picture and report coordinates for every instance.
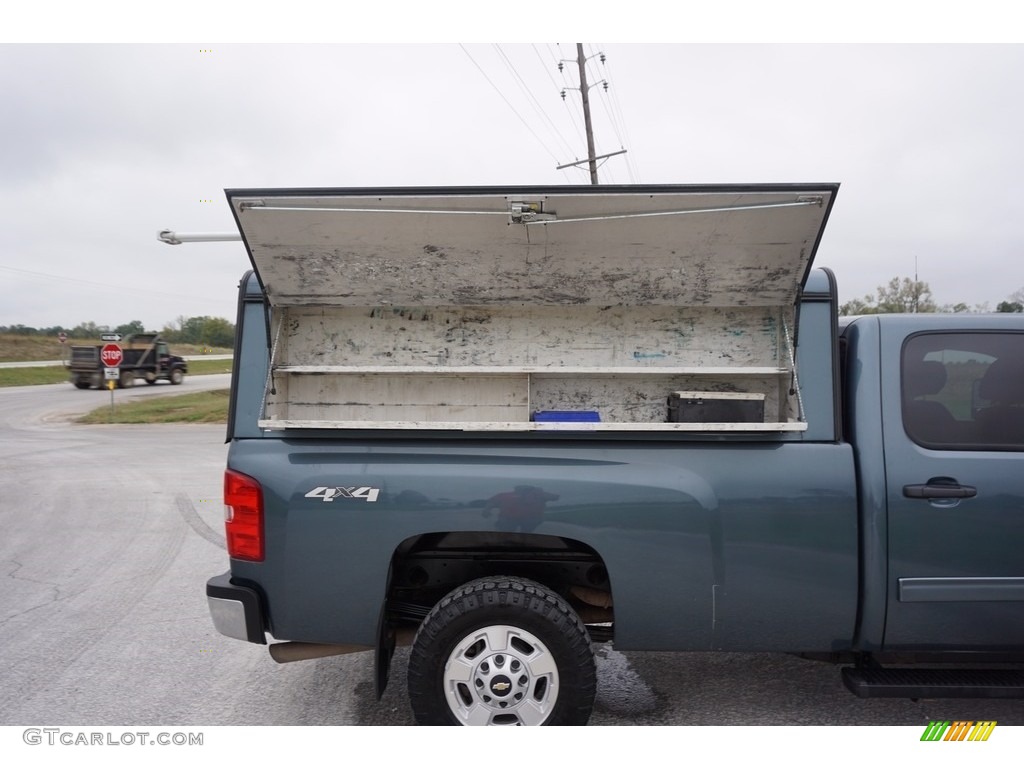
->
[76,389,230,424]
[0,357,232,388]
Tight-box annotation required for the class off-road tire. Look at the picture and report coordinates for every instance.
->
[407,576,596,726]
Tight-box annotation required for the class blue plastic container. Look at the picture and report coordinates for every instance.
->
[531,410,601,423]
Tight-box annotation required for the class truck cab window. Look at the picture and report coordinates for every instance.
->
[902,332,1024,450]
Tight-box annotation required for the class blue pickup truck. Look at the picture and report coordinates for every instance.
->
[206,184,1024,725]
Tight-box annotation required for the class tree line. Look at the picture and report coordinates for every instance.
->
[0,315,236,348]
[839,278,1024,316]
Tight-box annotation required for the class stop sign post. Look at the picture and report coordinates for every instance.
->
[100,343,123,418]
[101,343,123,397]
[101,344,123,368]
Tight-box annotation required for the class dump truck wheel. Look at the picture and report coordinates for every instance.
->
[407,577,595,726]
[170,369,184,385]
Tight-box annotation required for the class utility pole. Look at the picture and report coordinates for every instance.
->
[558,45,626,185]
[576,43,599,185]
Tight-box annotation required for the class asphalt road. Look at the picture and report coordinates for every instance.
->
[2,376,1023,728]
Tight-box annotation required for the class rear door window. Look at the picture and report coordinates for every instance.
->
[902,332,1024,450]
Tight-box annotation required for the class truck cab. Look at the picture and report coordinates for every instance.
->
[842,315,1024,653]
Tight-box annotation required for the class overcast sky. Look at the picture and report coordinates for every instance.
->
[1,38,1022,330]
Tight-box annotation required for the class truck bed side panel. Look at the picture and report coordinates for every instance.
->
[227,438,858,652]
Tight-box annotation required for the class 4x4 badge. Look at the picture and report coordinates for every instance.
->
[304,486,380,503]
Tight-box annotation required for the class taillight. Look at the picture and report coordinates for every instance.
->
[224,469,264,562]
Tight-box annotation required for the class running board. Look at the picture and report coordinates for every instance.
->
[842,667,1024,699]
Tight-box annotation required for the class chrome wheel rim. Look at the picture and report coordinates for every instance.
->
[443,624,559,725]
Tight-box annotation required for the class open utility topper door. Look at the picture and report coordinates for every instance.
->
[228,184,838,432]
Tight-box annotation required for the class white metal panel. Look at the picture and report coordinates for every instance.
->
[234,185,835,431]
[264,370,788,426]
[230,187,835,308]
[265,373,529,423]
[274,305,790,370]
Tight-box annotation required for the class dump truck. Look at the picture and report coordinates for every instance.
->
[68,332,187,389]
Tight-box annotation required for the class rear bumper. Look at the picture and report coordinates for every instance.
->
[206,571,267,644]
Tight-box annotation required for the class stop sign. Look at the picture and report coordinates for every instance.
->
[100,343,123,367]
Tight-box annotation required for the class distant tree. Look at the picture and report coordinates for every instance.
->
[115,320,146,337]
[157,315,234,348]
[0,316,234,345]
[199,317,235,348]
[840,276,937,316]
[838,297,873,316]
[0,324,40,335]
[179,316,209,344]
[69,321,109,339]
[995,287,1024,313]
[160,320,181,342]
[875,276,937,313]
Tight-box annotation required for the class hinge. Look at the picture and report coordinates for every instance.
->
[509,200,557,224]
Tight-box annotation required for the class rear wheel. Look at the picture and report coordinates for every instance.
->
[119,370,134,388]
[407,577,595,726]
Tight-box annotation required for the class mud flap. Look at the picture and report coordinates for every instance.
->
[374,604,395,699]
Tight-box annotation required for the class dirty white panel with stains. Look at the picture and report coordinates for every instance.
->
[233,185,835,431]
[231,188,834,309]
[276,305,790,369]
[262,304,802,429]
[275,373,529,423]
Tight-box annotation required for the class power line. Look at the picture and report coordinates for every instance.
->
[584,43,627,183]
[534,44,579,183]
[556,44,630,185]
[586,44,625,147]
[593,43,640,182]
[552,43,587,151]
[582,45,622,185]
[576,43,636,183]
[458,44,562,165]
[460,43,632,185]
[493,44,576,161]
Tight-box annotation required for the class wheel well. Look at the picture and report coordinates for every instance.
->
[386,531,614,641]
